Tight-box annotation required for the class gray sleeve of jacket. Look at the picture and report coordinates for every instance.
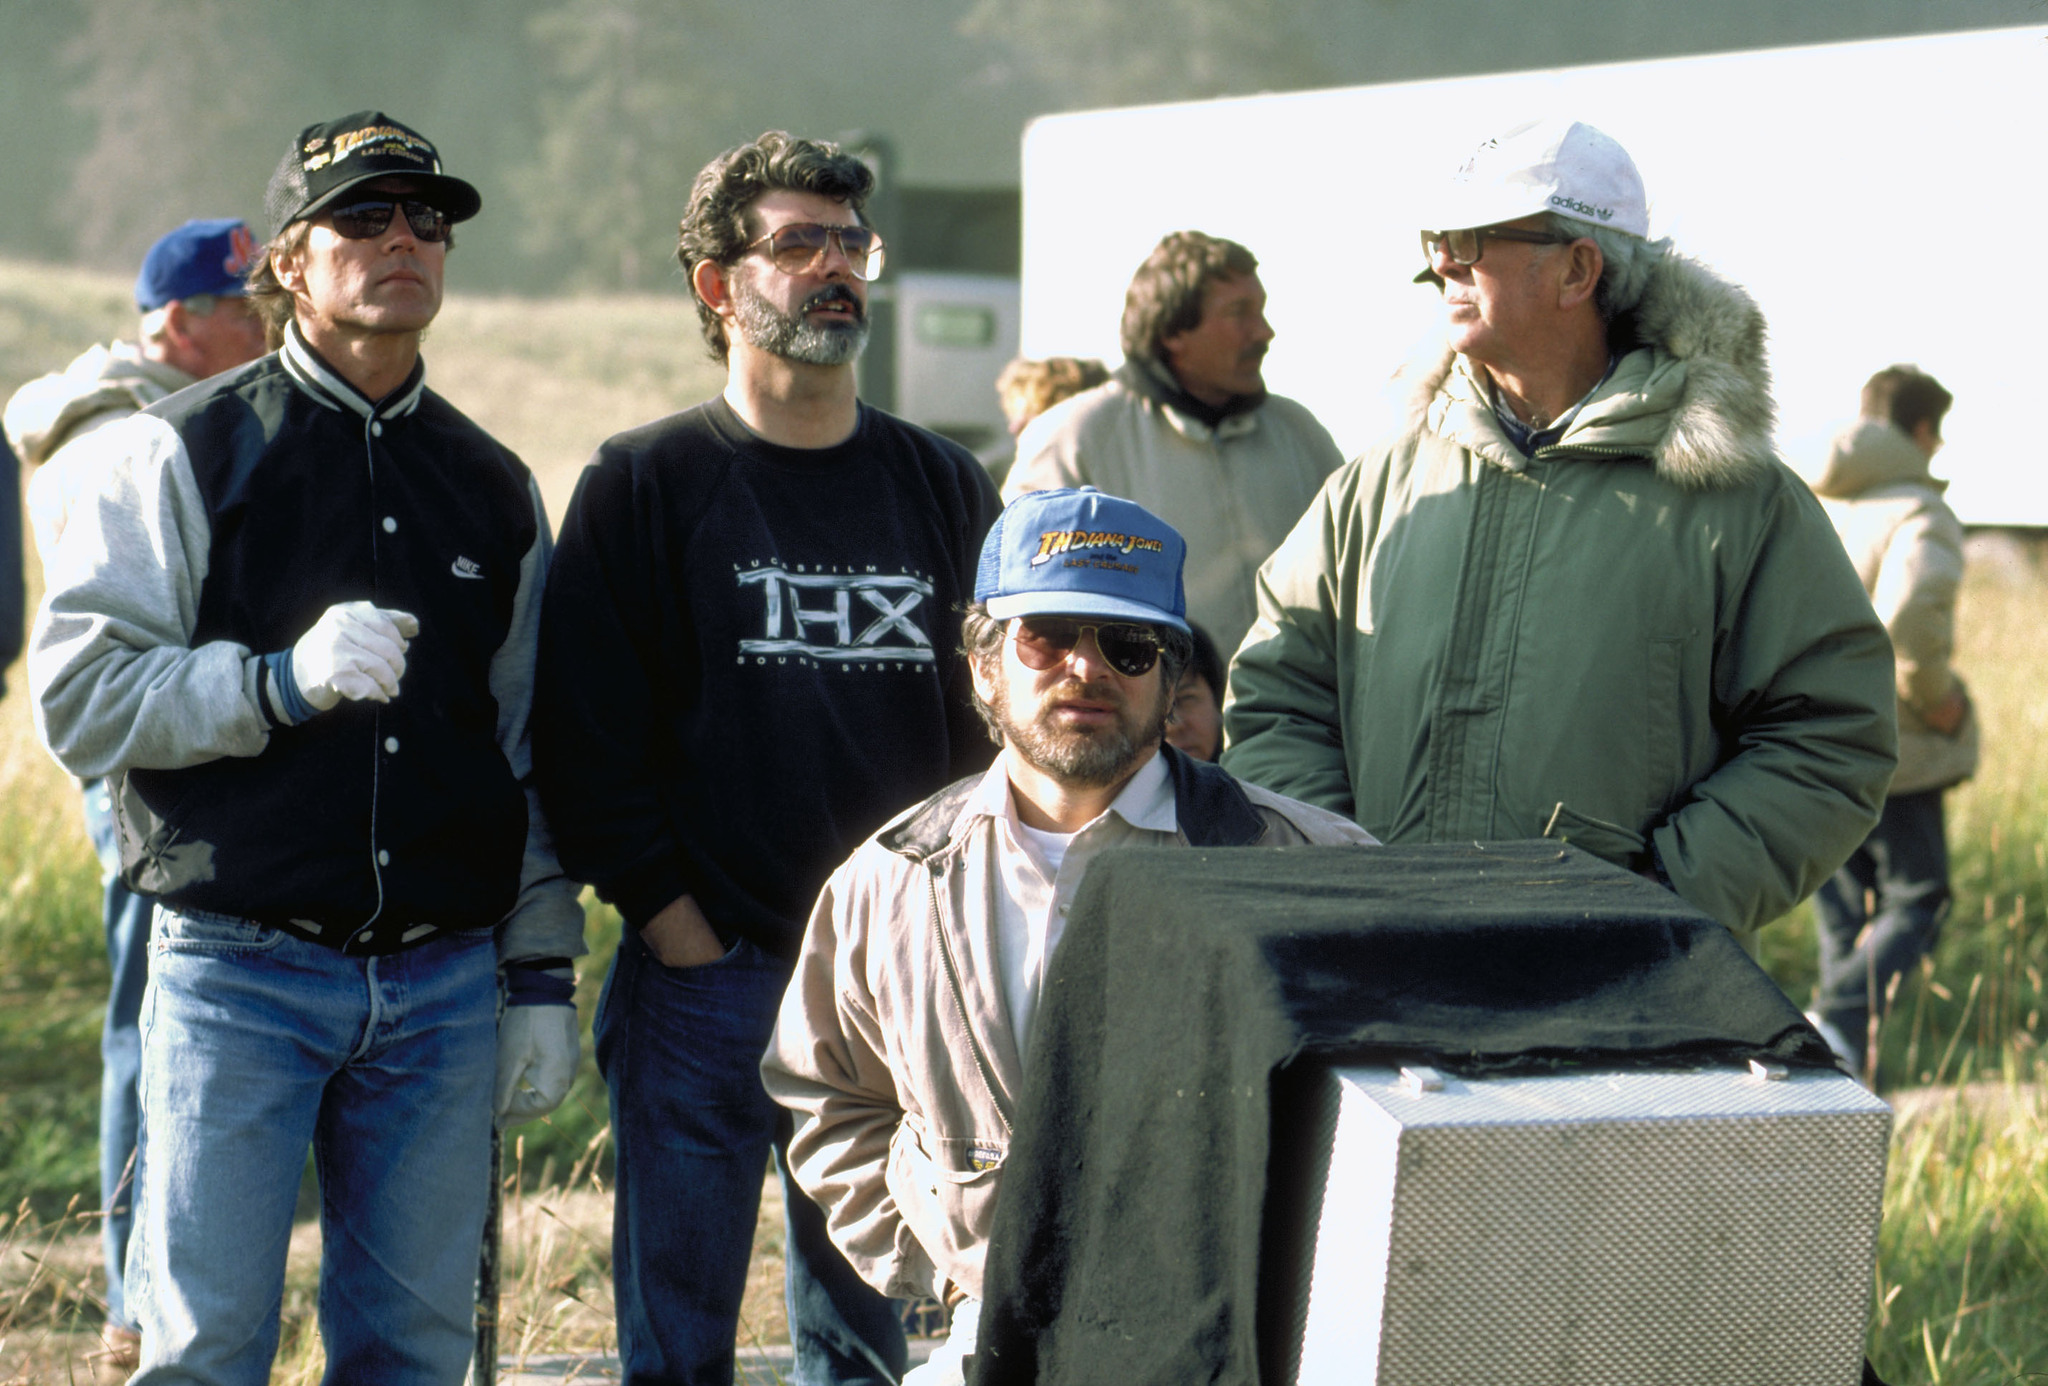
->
[29,414,272,779]
[489,474,590,965]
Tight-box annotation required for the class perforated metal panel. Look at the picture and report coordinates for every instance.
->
[1293,1066,1890,1386]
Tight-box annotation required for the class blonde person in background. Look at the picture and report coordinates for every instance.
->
[1806,365,1977,1080]
[996,355,1109,435]
[989,356,1108,490]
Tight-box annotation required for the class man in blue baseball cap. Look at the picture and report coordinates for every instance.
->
[2,214,266,1367]
[763,487,1373,1386]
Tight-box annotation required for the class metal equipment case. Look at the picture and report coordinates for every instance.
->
[1292,1063,1891,1386]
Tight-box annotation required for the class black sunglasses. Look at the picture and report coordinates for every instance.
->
[740,222,887,281]
[1419,225,1571,267]
[1011,618,1164,678]
[326,199,452,243]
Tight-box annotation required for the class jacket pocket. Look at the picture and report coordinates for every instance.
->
[1542,802,1650,875]
[888,1119,1007,1291]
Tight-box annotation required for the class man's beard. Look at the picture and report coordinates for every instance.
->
[732,277,868,366]
[989,672,1168,788]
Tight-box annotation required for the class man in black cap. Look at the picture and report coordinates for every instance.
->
[27,112,584,1385]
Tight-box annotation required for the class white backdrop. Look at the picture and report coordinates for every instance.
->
[1020,26,2048,524]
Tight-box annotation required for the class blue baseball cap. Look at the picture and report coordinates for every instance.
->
[135,219,258,310]
[976,487,1189,632]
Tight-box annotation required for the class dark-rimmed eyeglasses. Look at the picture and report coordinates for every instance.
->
[741,223,886,281]
[1010,618,1163,678]
[326,199,451,243]
[1420,225,1571,267]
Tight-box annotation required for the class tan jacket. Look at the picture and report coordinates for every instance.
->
[1813,418,1978,795]
[1004,377,1344,658]
[760,747,1373,1301]
[3,341,195,555]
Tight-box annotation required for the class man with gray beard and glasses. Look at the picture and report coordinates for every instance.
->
[534,130,999,1386]
[763,487,1373,1386]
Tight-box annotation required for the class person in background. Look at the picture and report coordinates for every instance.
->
[987,356,1109,490]
[0,430,21,700]
[1003,232,1344,658]
[763,488,1372,1386]
[28,112,585,1384]
[534,130,999,1386]
[2,216,266,1365]
[1226,117,1896,943]
[1806,365,1976,1079]
[1165,621,1224,763]
[996,355,1109,437]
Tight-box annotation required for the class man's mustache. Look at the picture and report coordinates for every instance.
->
[805,285,866,323]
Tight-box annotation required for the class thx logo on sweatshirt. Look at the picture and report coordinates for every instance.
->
[734,563,934,668]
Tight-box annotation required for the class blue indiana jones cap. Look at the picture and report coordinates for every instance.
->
[135,219,258,310]
[976,487,1190,632]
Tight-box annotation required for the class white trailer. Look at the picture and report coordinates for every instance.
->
[1018,26,2048,525]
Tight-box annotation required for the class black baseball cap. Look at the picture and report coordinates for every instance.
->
[264,110,481,239]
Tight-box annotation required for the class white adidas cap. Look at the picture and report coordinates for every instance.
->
[1425,118,1649,238]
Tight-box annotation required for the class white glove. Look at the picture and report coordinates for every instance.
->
[495,1004,580,1127]
[291,600,419,710]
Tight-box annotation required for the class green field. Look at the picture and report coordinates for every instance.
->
[2,258,2044,1382]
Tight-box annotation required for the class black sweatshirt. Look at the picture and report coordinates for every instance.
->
[535,396,999,957]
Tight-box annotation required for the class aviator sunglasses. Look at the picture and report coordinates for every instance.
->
[325,198,453,243]
[1010,618,1164,678]
[740,222,887,281]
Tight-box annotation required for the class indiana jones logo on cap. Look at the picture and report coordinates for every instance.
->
[264,109,481,239]
[301,122,438,175]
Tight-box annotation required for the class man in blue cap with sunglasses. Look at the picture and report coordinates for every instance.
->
[28,112,585,1385]
[763,487,1371,1386]
[5,214,268,1365]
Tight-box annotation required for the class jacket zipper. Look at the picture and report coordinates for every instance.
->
[927,866,1014,1136]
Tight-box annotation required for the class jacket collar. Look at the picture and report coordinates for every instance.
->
[1397,245,1777,490]
[1116,357,1265,435]
[882,744,1265,862]
[281,321,426,422]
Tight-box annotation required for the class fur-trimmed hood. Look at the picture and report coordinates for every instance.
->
[1399,246,1778,490]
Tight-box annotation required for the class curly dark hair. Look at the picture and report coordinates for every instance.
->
[675,130,875,363]
[1119,231,1258,364]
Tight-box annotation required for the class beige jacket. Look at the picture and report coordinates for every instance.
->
[760,747,1373,1301]
[1813,418,1978,795]
[1004,376,1344,658]
[3,341,196,555]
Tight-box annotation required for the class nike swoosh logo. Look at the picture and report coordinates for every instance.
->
[452,556,484,580]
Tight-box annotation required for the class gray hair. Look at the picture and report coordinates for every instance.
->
[1543,213,1661,322]
[958,601,1192,747]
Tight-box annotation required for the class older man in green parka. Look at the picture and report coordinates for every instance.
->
[1223,118,1897,939]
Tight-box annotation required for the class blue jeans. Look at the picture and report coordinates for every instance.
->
[83,777,153,1332]
[597,929,905,1386]
[1813,788,1951,1063]
[129,907,499,1386]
